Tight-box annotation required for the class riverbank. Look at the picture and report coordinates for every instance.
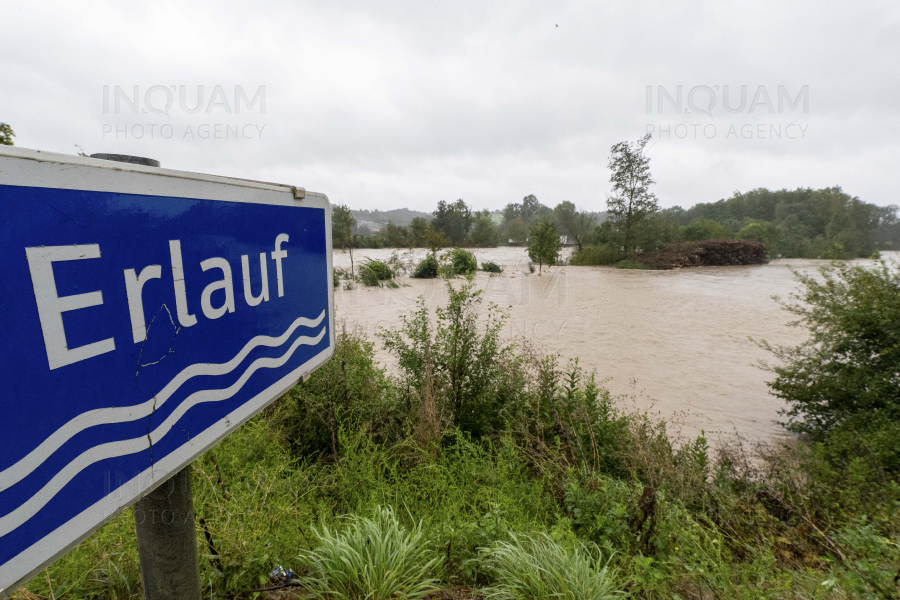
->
[334,248,900,446]
[17,270,900,599]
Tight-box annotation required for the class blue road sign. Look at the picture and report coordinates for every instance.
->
[0,147,335,594]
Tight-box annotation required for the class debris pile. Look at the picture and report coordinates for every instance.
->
[641,239,770,270]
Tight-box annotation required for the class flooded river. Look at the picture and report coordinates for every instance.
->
[332,247,897,445]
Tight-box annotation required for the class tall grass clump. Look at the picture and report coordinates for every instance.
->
[358,259,394,287]
[298,506,441,600]
[481,261,503,274]
[480,533,623,600]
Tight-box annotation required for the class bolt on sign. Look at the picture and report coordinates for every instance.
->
[0,147,335,594]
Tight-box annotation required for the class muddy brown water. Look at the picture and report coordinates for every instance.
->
[332,248,898,445]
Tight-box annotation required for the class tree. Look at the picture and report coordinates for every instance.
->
[682,218,730,241]
[425,223,448,258]
[502,202,521,224]
[381,221,407,248]
[0,123,15,146]
[521,194,547,223]
[554,201,595,251]
[505,217,529,245]
[503,195,551,228]
[408,217,431,247]
[433,199,473,246]
[332,204,357,279]
[607,133,659,257]
[527,220,561,272]
[761,261,900,440]
[469,210,499,247]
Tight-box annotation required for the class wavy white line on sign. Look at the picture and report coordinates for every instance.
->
[0,325,326,538]
[0,310,325,492]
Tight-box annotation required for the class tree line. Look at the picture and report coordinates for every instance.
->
[335,132,899,265]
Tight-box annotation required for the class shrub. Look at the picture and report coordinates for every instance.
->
[358,259,393,286]
[279,322,401,461]
[411,254,439,278]
[298,506,441,600]
[760,260,900,440]
[441,248,478,277]
[480,533,623,600]
[481,261,503,274]
[570,243,621,266]
[380,281,515,440]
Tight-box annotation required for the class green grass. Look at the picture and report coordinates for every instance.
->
[298,506,441,600]
[480,533,623,600]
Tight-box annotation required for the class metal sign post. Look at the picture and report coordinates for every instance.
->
[133,468,201,600]
[0,147,335,597]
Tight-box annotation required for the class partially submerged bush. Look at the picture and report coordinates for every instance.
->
[441,248,478,277]
[761,260,900,440]
[358,259,394,286]
[298,506,441,600]
[480,533,623,600]
[481,261,503,274]
[569,243,621,266]
[411,254,439,278]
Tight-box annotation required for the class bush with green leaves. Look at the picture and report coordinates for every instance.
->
[481,261,503,274]
[380,281,516,439]
[760,260,900,440]
[569,243,622,266]
[411,253,439,278]
[298,506,441,600]
[278,322,402,461]
[479,533,624,600]
[441,247,478,277]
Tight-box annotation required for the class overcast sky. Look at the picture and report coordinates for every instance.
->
[2,0,898,212]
